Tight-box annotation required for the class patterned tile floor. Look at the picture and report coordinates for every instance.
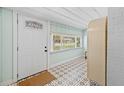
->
[45,57,90,86]
[11,57,99,86]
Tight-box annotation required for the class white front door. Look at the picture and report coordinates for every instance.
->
[18,14,48,80]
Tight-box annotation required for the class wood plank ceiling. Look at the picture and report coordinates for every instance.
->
[11,7,108,29]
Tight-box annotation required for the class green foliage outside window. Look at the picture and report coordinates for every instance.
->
[52,33,81,52]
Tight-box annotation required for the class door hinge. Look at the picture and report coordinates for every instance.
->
[17,47,19,51]
[17,19,18,24]
[17,74,19,78]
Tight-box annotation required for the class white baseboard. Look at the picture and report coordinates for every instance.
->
[48,55,84,69]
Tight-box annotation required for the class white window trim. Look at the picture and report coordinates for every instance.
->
[50,32,83,53]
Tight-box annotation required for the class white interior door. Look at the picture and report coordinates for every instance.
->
[18,14,48,80]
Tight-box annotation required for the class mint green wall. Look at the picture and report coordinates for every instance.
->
[50,22,85,67]
[0,8,13,84]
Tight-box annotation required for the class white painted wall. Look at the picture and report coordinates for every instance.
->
[108,8,124,85]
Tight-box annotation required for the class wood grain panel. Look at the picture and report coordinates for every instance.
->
[87,17,107,86]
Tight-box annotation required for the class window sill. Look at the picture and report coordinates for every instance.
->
[50,47,83,54]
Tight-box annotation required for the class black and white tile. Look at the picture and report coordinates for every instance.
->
[46,57,90,86]
[11,57,99,86]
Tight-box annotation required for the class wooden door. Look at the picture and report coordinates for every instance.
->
[87,17,107,85]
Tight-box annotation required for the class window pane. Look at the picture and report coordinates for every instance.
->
[76,37,81,47]
[53,34,61,51]
[62,36,75,49]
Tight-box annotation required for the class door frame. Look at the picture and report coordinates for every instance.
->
[12,10,18,84]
